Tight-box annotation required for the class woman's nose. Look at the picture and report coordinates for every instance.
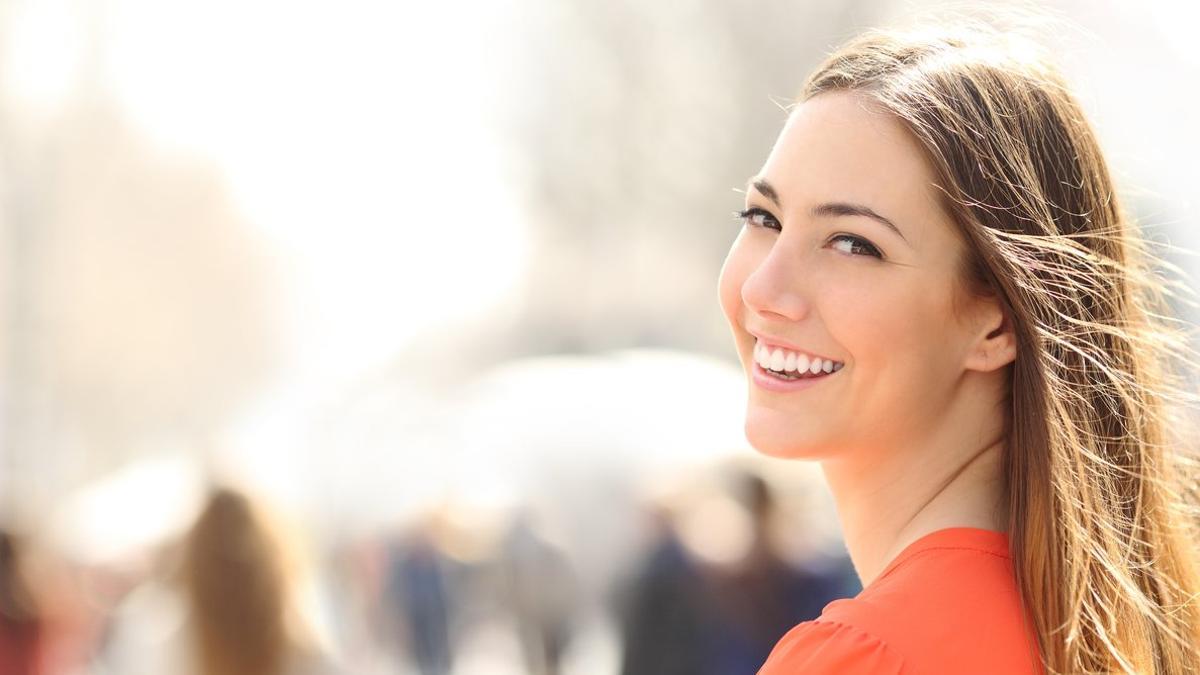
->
[741,246,811,322]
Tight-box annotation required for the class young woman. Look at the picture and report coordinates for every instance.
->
[100,488,340,675]
[717,15,1200,675]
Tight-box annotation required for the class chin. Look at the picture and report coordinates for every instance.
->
[743,408,828,460]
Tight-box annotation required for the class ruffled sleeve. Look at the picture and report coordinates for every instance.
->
[757,619,909,675]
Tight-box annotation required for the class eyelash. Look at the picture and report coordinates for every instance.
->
[734,207,884,260]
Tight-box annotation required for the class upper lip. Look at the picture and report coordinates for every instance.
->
[748,330,841,364]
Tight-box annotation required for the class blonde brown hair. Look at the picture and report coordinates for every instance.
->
[795,10,1200,674]
[182,488,290,675]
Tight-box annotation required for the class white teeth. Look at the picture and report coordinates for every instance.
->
[770,349,785,371]
[755,342,771,369]
[753,339,841,374]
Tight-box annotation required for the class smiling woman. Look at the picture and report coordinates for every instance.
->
[718,11,1200,675]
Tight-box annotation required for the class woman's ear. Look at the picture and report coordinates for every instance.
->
[964,298,1016,373]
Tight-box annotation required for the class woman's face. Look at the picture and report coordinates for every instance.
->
[718,91,980,460]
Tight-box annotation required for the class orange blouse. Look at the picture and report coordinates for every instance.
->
[757,527,1044,674]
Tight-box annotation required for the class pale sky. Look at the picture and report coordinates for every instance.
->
[6,0,531,385]
[3,0,534,511]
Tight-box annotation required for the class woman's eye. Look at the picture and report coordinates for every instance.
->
[829,234,883,259]
[735,207,780,231]
[734,208,884,260]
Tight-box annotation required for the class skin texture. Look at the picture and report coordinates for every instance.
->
[717,90,1018,587]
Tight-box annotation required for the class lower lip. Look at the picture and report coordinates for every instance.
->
[751,359,839,392]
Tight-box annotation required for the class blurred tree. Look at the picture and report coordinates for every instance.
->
[1,82,279,511]
[38,103,279,453]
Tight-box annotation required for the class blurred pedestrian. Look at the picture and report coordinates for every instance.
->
[498,511,580,675]
[0,529,44,675]
[97,486,340,675]
[616,505,714,675]
[383,520,455,675]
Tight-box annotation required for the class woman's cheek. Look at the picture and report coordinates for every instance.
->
[844,282,951,409]
[819,282,906,365]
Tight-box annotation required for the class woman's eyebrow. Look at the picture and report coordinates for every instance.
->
[748,177,909,244]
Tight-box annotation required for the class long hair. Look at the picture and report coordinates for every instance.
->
[181,488,289,675]
[795,10,1200,674]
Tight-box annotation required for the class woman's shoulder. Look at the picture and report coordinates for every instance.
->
[758,528,1044,674]
[756,617,909,674]
[854,528,1042,670]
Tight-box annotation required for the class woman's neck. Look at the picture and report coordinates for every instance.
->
[820,415,1008,589]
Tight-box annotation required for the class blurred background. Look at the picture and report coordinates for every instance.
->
[0,0,1197,673]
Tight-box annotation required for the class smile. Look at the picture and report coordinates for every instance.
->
[752,339,844,392]
[754,339,843,378]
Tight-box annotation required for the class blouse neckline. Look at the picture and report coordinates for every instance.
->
[872,526,1010,587]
